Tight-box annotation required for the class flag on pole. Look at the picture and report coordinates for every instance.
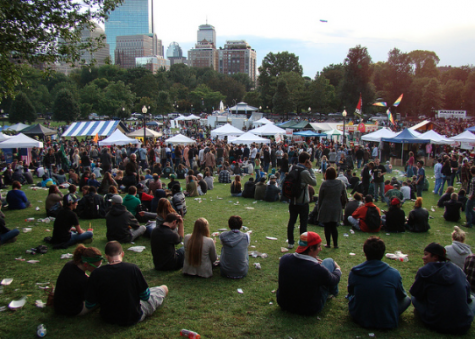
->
[93,133,99,143]
[387,109,395,125]
[392,94,403,107]
[355,93,362,116]
[372,102,387,107]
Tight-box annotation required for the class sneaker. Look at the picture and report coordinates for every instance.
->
[287,244,294,249]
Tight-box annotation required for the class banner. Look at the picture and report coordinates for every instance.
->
[285,129,293,135]
[275,134,282,143]
[437,110,466,119]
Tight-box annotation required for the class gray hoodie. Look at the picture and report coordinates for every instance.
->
[445,241,472,269]
[219,230,250,278]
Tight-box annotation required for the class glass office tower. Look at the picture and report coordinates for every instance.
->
[105,0,153,63]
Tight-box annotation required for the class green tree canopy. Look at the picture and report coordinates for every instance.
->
[9,92,36,124]
[189,84,225,113]
[99,81,136,118]
[272,79,292,115]
[53,88,80,123]
[420,78,444,115]
[156,91,172,115]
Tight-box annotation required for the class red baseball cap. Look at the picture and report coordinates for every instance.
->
[296,232,322,253]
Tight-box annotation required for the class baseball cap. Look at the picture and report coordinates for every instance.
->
[136,183,144,190]
[424,242,448,261]
[391,197,400,206]
[270,174,277,179]
[170,174,176,179]
[295,232,322,254]
[63,193,79,205]
[111,195,123,204]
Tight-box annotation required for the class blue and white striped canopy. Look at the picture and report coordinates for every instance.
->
[62,121,121,137]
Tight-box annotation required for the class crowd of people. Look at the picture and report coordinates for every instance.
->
[1,135,475,334]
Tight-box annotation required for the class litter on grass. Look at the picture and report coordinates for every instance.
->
[22,228,32,233]
[0,306,6,312]
[245,207,254,210]
[254,263,261,270]
[8,296,26,310]
[128,246,146,253]
[249,251,268,258]
[237,289,244,294]
[15,257,25,261]
[61,253,73,259]
[266,236,278,240]
[27,260,40,264]
[35,300,46,308]
[1,278,13,286]
[349,253,356,256]
[281,247,289,253]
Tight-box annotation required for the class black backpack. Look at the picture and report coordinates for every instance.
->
[79,195,100,219]
[282,166,307,201]
[365,206,381,230]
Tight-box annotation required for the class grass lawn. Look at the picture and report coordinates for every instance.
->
[0,165,473,339]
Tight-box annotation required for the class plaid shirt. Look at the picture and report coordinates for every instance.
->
[218,170,231,183]
[464,254,475,293]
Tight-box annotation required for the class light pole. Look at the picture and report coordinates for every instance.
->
[191,104,193,114]
[308,107,311,116]
[142,105,147,146]
[342,109,347,145]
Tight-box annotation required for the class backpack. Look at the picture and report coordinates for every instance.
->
[282,166,307,201]
[364,206,381,230]
[78,195,101,219]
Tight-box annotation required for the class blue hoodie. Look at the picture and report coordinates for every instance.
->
[348,260,408,329]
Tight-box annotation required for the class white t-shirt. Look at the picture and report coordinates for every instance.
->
[400,186,411,200]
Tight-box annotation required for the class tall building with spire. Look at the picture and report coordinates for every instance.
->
[188,22,218,70]
[197,23,216,48]
[105,0,162,63]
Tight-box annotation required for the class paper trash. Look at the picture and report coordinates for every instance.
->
[27,260,40,264]
[266,236,277,240]
[61,253,73,259]
[8,296,26,310]
[237,288,243,294]
[1,278,13,286]
[128,246,146,253]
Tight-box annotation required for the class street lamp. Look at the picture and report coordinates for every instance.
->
[191,104,193,113]
[142,105,148,146]
[342,109,347,145]
[308,107,311,115]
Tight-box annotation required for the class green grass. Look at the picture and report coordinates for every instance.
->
[0,166,473,339]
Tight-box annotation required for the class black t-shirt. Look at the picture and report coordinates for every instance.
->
[85,262,148,326]
[54,261,88,316]
[151,225,182,270]
[52,208,79,244]
[373,165,386,183]
[198,179,207,194]
[450,160,458,172]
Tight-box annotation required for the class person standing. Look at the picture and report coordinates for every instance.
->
[433,158,443,194]
[361,162,374,197]
[415,160,425,197]
[287,152,317,249]
[372,159,386,202]
[449,154,459,187]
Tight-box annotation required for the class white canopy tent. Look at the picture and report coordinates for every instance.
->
[252,118,273,127]
[5,123,30,132]
[127,128,162,138]
[229,132,270,145]
[310,122,333,132]
[0,133,43,148]
[418,130,455,145]
[98,129,140,146]
[0,133,11,142]
[165,134,195,145]
[361,128,397,142]
[210,123,245,137]
[450,130,475,143]
[249,123,286,136]
[323,129,342,136]
[174,114,201,121]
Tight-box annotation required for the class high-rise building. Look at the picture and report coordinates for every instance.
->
[197,23,216,48]
[166,42,187,66]
[55,22,110,75]
[115,34,160,69]
[188,40,218,71]
[136,55,170,73]
[105,0,157,63]
[218,40,257,84]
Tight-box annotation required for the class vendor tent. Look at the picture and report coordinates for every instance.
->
[466,126,475,132]
[419,130,455,144]
[210,123,244,137]
[21,124,56,137]
[0,133,43,148]
[323,129,342,136]
[5,123,30,132]
[62,120,129,137]
[310,122,334,132]
[127,128,162,138]
[293,130,326,137]
[278,121,298,128]
[0,125,10,131]
[229,132,270,145]
[249,123,286,136]
[450,130,475,143]
[252,118,273,126]
[288,121,312,129]
[382,128,430,161]
[165,134,195,144]
[98,129,140,146]
[0,133,11,142]
[361,128,397,142]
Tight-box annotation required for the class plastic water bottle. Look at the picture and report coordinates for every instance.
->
[180,329,201,339]
[25,218,35,222]
[37,324,47,337]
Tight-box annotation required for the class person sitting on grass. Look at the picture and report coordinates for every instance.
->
[185,172,199,197]
[85,241,169,326]
[409,242,475,335]
[382,198,406,233]
[151,213,185,271]
[183,218,217,278]
[230,175,242,197]
[218,163,232,183]
[405,197,430,232]
[196,173,208,195]
[348,195,382,233]
[443,193,463,222]
[348,236,411,329]
[50,194,93,248]
[123,185,142,216]
[438,186,454,207]
[6,181,31,210]
[0,204,19,245]
[253,177,267,200]
[384,184,404,206]
[106,195,146,243]
[162,162,174,179]
[241,177,256,198]
[45,185,63,218]
[445,226,472,270]
[264,175,281,202]
[277,231,341,316]
[54,244,103,316]
[219,215,250,279]
[167,174,178,190]
[204,170,214,190]
[343,193,363,226]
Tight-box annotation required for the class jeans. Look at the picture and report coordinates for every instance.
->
[433,178,442,194]
[449,173,456,187]
[255,168,261,181]
[439,177,448,195]
[374,181,385,201]
[319,258,339,302]
[348,216,361,230]
[66,231,93,247]
[131,226,146,242]
[0,228,20,244]
[263,162,270,173]
[231,192,242,197]
[466,199,475,227]
[416,184,423,197]
[357,158,362,169]
[287,203,309,245]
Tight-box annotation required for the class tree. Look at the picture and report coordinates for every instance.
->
[443,80,464,110]
[420,78,444,115]
[133,73,159,100]
[9,92,36,123]
[272,79,293,115]
[321,63,345,87]
[168,64,197,89]
[405,77,431,116]
[308,76,337,114]
[462,73,475,114]
[99,81,136,118]
[340,45,375,115]
[1,0,123,102]
[79,83,104,117]
[280,72,306,113]
[52,88,80,123]
[25,84,52,114]
[408,50,440,78]
[208,76,246,106]
[242,91,261,109]
[156,91,172,115]
[189,84,225,113]
[231,73,254,92]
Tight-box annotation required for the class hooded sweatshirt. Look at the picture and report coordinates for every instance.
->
[219,230,250,278]
[409,261,474,334]
[106,204,141,243]
[123,194,141,215]
[348,260,408,329]
[445,241,472,269]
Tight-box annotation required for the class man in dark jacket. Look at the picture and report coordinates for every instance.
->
[106,195,145,243]
[410,242,475,334]
[76,186,106,219]
[361,162,374,196]
[443,193,462,221]
[348,236,410,329]
[264,175,280,202]
[277,232,341,315]
[100,148,112,173]
[242,177,256,198]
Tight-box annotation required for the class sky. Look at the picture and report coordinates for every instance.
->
[108,0,475,78]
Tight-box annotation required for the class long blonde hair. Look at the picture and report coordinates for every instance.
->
[452,226,466,243]
[186,218,210,267]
